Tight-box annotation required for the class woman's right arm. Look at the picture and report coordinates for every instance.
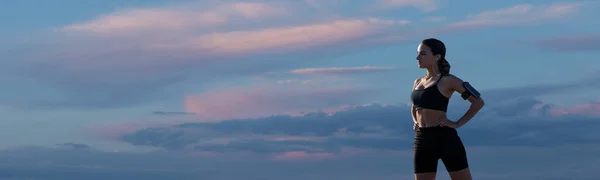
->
[411,105,418,130]
[411,78,420,130]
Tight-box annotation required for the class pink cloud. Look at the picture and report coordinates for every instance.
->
[549,100,600,117]
[267,136,325,141]
[61,1,409,55]
[171,18,409,55]
[41,10,409,74]
[290,66,397,76]
[374,0,439,12]
[272,151,336,161]
[64,10,227,34]
[368,2,590,43]
[184,83,385,121]
[64,2,288,35]
[446,2,585,30]
[271,147,411,162]
[56,0,413,57]
[83,122,150,141]
[226,2,289,18]
[9,0,411,110]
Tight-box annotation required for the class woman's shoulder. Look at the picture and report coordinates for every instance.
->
[440,74,465,90]
[442,73,463,82]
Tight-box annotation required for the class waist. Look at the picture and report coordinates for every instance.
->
[415,125,458,137]
[415,109,447,127]
[417,125,454,131]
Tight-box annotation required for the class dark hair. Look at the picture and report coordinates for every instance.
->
[421,38,450,75]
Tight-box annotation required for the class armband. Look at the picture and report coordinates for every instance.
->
[460,82,480,100]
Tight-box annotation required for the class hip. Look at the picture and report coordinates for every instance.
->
[414,125,460,141]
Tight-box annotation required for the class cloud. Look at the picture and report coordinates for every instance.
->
[113,77,600,153]
[304,0,340,10]
[185,19,388,54]
[550,99,600,117]
[272,151,335,161]
[3,143,599,180]
[289,66,398,76]
[184,82,389,121]
[64,2,288,35]
[367,1,591,43]
[374,0,439,12]
[3,81,600,180]
[152,111,197,116]
[85,122,171,142]
[2,0,593,112]
[478,76,600,104]
[90,95,600,179]
[531,34,600,52]
[61,1,408,56]
[2,0,416,110]
[121,94,600,153]
[260,66,404,86]
[54,143,92,150]
[445,2,586,31]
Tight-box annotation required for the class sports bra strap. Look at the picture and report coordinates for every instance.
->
[435,74,444,84]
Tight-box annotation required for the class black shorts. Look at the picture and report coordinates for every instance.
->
[413,126,469,174]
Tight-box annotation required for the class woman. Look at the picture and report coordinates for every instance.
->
[410,38,485,180]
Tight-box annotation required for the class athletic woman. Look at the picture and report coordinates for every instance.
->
[410,38,485,180]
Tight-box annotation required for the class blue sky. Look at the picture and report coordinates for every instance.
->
[1,0,600,179]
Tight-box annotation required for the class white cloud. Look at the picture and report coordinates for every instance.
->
[64,2,288,35]
[447,2,585,29]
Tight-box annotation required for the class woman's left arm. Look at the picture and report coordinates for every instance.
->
[447,75,485,127]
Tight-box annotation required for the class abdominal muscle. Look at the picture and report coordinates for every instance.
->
[415,108,447,127]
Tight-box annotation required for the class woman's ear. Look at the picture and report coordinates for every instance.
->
[434,54,441,61]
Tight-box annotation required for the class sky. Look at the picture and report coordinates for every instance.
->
[1,0,600,179]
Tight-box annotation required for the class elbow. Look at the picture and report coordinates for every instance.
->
[475,98,485,108]
[469,97,485,109]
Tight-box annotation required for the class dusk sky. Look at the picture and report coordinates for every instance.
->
[1,0,600,179]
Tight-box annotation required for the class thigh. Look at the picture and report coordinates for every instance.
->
[449,168,473,180]
[415,172,437,180]
[414,132,440,174]
[440,131,469,172]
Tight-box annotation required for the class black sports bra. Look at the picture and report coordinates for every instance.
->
[410,76,449,112]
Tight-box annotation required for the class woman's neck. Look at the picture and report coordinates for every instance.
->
[425,68,438,78]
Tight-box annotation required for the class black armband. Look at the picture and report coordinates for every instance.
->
[460,82,480,100]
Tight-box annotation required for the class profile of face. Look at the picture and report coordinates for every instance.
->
[416,43,440,69]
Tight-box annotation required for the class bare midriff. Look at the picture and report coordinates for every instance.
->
[415,108,447,127]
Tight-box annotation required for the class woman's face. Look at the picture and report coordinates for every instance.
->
[416,43,437,69]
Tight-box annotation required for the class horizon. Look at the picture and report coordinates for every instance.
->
[1,0,600,179]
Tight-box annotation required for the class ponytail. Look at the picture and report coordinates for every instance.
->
[436,57,450,75]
